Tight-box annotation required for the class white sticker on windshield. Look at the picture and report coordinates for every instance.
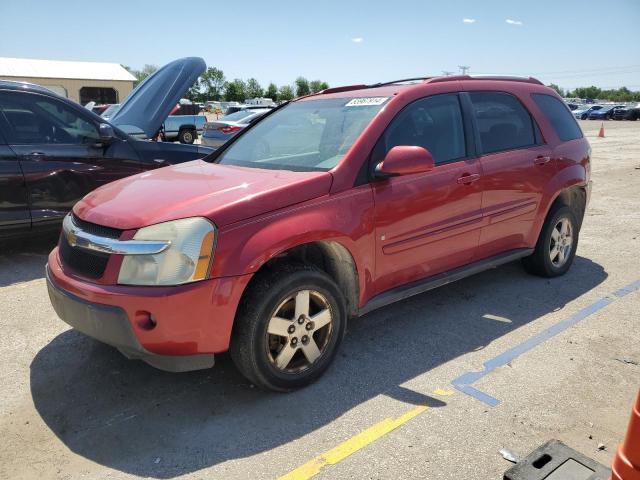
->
[345,97,389,107]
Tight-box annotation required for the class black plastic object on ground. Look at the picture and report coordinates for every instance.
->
[504,440,611,480]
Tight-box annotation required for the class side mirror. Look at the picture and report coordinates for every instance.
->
[98,123,115,144]
[375,145,435,178]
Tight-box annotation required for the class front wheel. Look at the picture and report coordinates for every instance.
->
[522,205,579,277]
[230,264,346,391]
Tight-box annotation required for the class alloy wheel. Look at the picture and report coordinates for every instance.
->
[549,218,573,267]
[265,290,333,373]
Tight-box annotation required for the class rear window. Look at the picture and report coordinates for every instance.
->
[532,94,583,141]
[469,91,537,154]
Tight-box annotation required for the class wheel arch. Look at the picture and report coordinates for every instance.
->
[530,164,588,246]
[238,240,361,319]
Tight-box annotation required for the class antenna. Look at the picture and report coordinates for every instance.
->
[458,65,470,75]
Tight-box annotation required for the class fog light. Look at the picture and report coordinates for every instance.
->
[135,311,157,330]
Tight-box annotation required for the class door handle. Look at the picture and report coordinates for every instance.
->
[534,155,551,165]
[457,173,481,185]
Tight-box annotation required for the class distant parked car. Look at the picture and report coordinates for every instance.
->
[612,104,640,121]
[588,105,624,120]
[91,104,110,115]
[225,104,275,115]
[573,105,603,120]
[100,103,120,120]
[566,103,580,111]
[201,108,270,148]
[163,114,207,143]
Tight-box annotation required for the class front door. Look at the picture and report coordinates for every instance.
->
[0,122,30,234]
[0,91,145,227]
[372,93,483,295]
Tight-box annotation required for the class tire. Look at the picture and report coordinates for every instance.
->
[522,204,579,277]
[178,128,196,144]
[230,264,347,392]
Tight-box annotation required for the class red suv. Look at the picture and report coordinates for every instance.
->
[46,76,591,391]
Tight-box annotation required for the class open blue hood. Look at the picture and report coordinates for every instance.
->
[109,57,205,139]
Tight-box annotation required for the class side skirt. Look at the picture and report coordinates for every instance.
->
[358,248,534,316]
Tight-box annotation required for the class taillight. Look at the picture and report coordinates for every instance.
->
[218,126,242,134]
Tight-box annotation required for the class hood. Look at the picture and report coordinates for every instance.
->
[73,161,333,229]
[109,57,205,139]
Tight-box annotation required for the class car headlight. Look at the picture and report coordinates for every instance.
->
[118,217,216,286]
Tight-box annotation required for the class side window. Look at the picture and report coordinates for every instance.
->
[531,93,583,141]
[0,92,99,145]
[469,91,537,154]
[383,94,466,164]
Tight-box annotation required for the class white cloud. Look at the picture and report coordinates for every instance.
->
[351,37,363,43]
[462,18,476,24]
[505,18,523,26]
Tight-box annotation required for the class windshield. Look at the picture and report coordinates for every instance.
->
[215,97,388,171]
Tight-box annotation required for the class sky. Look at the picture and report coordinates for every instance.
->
[1,0,639,91]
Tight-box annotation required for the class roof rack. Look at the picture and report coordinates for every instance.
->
[313,74,543,98]
[319,84,369,94]
[427,75,543,85]
[366,77,434,88]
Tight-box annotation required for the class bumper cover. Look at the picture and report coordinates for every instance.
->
[46,266,215,372]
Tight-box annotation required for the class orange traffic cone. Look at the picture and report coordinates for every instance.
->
[598,122,605,138]
[611,390,640,480]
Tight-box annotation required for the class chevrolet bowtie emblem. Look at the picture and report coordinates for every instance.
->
[66,227,78,247]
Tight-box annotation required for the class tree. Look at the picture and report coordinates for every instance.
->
[123,64,158,87]
[309,80,329,93]
[547,83,564,97]
[295,77,311,96]
[278,85,295,101]
[245,78,264,99]
[200,67,226,101]
[184,67,226,102]
[224,79,247,102]
[570,86,602,100]
[265,83,279,102]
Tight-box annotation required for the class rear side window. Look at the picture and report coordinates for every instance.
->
[469,91,537,154]
[383,93,466,164]
[532,93,583,141]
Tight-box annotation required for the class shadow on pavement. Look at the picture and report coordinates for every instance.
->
[30,256,607,478]
[0,233,58,287]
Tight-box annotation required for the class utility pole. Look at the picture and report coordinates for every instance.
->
[442,71,454,76]
[458,65,470,75]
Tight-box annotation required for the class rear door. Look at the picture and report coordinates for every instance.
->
[465,90,555,258]
[372,93,483,294]
[0,115,30,235]
[0,90,145,228]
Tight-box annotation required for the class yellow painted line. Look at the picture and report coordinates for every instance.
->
[278,404,427,480]
[433,388,455,396]
[278,389,454,480]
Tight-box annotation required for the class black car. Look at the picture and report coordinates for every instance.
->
[0,57,213,239]
[612,104,640,120]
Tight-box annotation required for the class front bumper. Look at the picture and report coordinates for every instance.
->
[47,267,214,371]
[47,248,252,371]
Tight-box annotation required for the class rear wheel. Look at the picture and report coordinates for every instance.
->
[230,264,346,392]
[178,128,196,144]
[522,205,579,277]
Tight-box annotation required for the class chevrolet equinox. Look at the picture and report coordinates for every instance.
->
[46,75,591,391]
